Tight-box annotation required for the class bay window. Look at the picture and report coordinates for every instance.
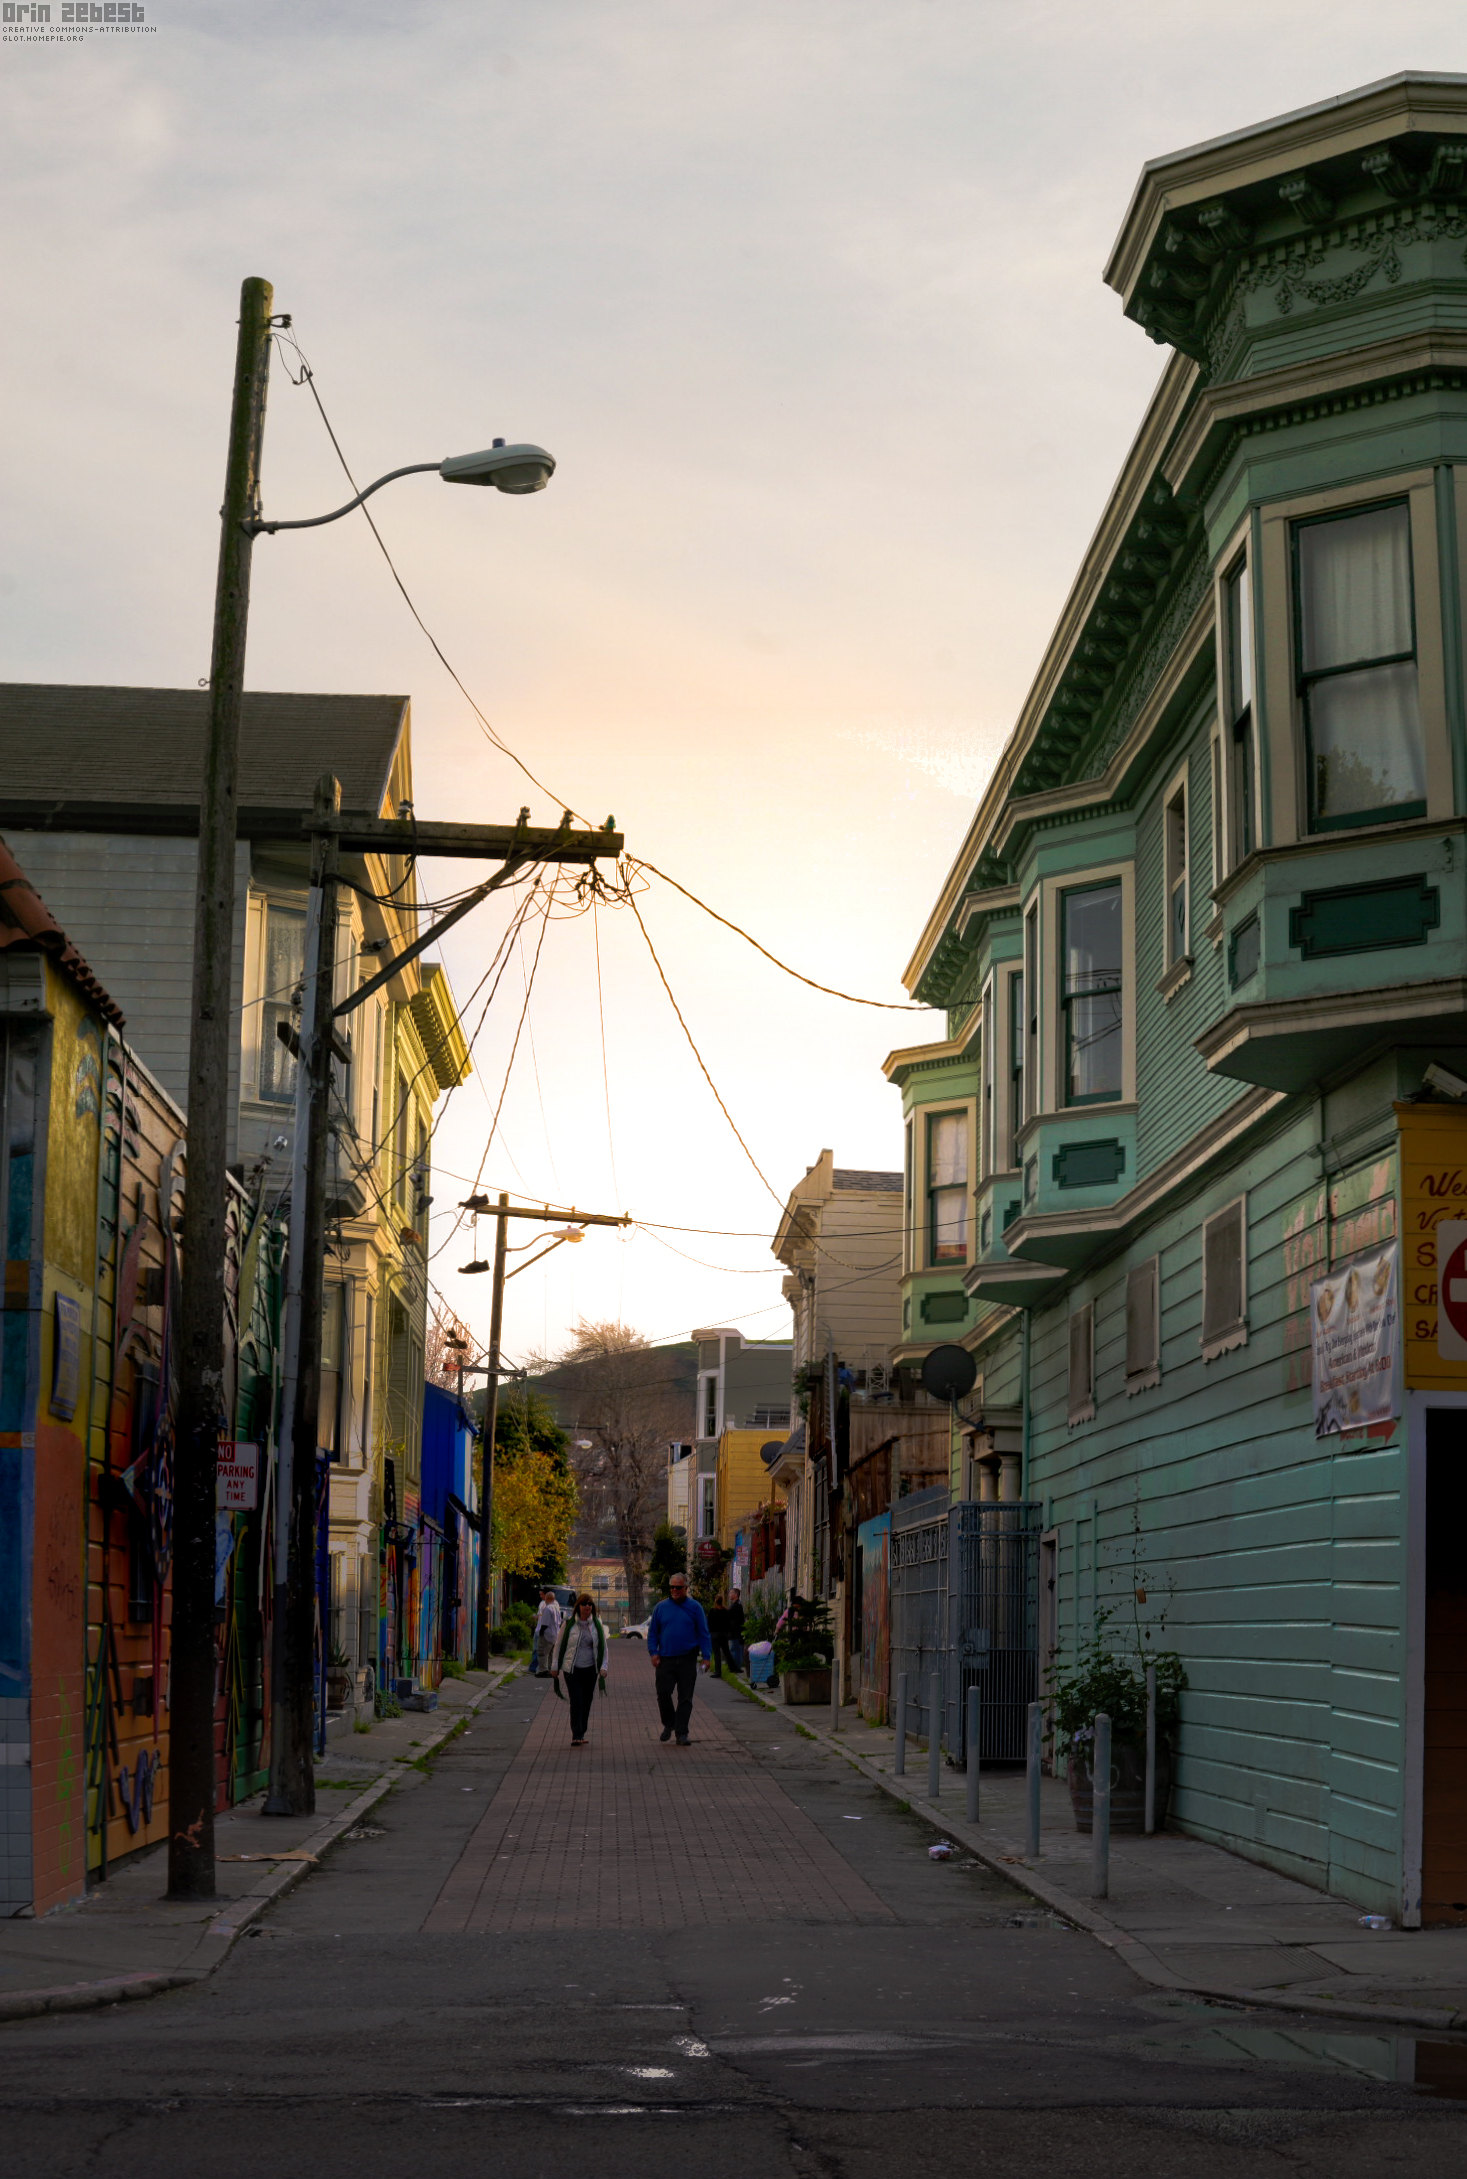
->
[1163,771,1188,966]
[1294,499,1423,831]
[1008,967,1025,1163]
[927,1109,968,1264]
[1061,882,1123,1106]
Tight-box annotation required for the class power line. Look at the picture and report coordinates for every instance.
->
[275,327,589,825]
[628,857,936,1012]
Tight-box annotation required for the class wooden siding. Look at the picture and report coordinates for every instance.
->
[8,832,249,1160]
[1027,1102,1408,1912]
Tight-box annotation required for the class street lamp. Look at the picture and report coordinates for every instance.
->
[249,439,556,533]
[170,273,554,1899]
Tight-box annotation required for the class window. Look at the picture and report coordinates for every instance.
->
[1294,499,1423,831]
[1024,904,1039,1120]
[258,903,306,1105]
[927,1110,968,1264]
[1061,883,1123,1106]
[702,1374,718,1438]
[1223,555,1256,867]
[981,975,995,1179]
[903,1116,915,1273]
[1125,1258,1160,1394]
[1164,773,1189,966]
[1067,1302,1095,1426]
[318,1282,345,1457]
[698,1473,717,1538]
[393,1073,412,1214]
[1201,1198,1247,1359]
[1008,968,1025,1163]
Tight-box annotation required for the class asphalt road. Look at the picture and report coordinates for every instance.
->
[5,1671,1466,2177]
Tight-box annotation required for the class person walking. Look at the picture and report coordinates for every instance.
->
[707,1593,730,1679]
[646,1573,711,1745]
[532,1586,563,1677]
[551,1592,607,1747]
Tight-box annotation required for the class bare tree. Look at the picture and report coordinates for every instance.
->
[553,1319,688,1619]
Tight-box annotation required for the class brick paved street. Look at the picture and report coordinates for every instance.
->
[426,1672,894,1930]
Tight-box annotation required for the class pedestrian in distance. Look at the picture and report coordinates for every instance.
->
[726,1589,746,1674]
[646,1573,711,1744]
[707,1592,730,1679]
[551,1592,608,1747]
[531,1586,563,1677]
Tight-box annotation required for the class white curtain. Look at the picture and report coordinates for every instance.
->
[1299,502,1412,670]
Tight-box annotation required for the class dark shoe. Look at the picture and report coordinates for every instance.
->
[675,1737,691,1746]
[659,1728,673,1743]
[571,1737,585,1747]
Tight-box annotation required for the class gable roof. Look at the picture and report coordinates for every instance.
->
[0,834,124,1026]
[832,1168,902,1193]
[0,684,409,828]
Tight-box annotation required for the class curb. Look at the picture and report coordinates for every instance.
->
[744,1685,1467,2037]
[0,1663,519,2027]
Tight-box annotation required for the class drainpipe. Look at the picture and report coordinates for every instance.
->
[1020,1307,1032,1501]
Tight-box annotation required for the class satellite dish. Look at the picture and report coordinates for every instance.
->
[920,1344,978,1403]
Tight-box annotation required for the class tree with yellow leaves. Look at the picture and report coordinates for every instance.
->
[484,1390,579,1583]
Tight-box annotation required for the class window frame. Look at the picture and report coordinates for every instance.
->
[1218,547,1258,874]
[1162,762,1190,971]
[1033,862,1136,1115]
[1067,1300,1095,1427]
[1291,494,1423,834]
[1201,1195,1249,1361]
[1124,1256,1161,1395]
[247,890,309,1107]
[1256,469,1450,846]
[926,1107,970,1266]
[1059,877,1125,1110]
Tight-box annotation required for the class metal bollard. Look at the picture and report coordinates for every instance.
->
[831,1653,841,1733]
[928,1672,942,1800]
[1025,1699,1042,1859]
[893,1672,908,1777]
[965,1684,981,1824]
[1144,1663,1157,1835]
[1091,1711,1111,1899]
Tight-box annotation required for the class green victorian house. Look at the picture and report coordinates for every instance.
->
[888,73,1467,1926]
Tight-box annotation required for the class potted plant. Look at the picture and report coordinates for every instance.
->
[326,1645,353,1713]
[1047,1629,1185,1833]
[774,1594,834,1705]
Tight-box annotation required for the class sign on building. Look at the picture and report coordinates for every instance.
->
[1311,1242,1399,1437]
[216,1440,260,1511]
[1396,1102,1467,1390]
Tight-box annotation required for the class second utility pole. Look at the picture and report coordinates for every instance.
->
[468,1197,632,1669]
[473,1193,511,1670]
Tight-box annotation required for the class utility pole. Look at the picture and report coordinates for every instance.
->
[474,1194,511,1669]
[465,1197,632,1670]
[264,774,341,1816]
[170,276,273,1901]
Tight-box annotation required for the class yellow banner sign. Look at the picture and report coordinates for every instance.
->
[1396,1102,1467,1390]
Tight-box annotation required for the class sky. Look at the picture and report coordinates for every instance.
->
[4,2,1466,1381]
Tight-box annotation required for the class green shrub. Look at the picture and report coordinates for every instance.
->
[1047,1624,1185,1751]
[773,1594,833,1671]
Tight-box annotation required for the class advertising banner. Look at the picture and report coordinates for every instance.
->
[1312,1241,1400,1437]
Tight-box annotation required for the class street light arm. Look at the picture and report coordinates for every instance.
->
[247,461,441,535]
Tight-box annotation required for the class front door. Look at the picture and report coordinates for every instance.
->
[1423,1410,1467,1926]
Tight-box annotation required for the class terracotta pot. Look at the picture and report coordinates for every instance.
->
[781,1666,833,1706]
[325,1668,353,1713]
[1067,1735,1172,1833]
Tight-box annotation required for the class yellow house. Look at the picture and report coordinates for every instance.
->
[714,1429,784,1556]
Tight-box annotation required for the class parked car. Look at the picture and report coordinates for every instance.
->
[621,1616,650,1640]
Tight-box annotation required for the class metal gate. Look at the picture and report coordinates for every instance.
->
[891,1494,1041,1762]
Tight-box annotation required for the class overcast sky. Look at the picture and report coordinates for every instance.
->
[4,4,1464,1379]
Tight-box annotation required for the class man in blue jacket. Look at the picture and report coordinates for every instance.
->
[646,1573,712,1745]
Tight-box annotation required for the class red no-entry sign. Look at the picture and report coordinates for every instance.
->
[1436,1219,1467,1360]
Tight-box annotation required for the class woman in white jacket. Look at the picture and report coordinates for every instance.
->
[552,1592,608,1746]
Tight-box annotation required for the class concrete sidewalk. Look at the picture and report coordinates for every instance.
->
[0,1663,518,2023]
[748,1687,1467,2033]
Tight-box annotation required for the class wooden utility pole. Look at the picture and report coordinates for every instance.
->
[474,1194,511,1670]
[170,276,273,1900]
[465,1197,632,1670]
[264,774,341,1816]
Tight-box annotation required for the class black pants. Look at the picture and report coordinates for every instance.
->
[710,1636,732,1678]
[565,1666,597,1740]
[655,1653,699,1739]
